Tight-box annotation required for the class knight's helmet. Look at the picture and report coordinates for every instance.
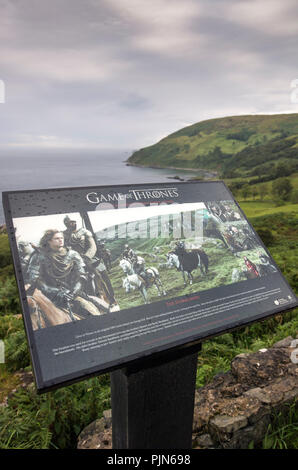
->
[63,215,72,227]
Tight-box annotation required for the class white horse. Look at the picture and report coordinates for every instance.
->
[166,252,180,269]
[119,258,166,304]
[122,273,148,303]
[166,252,193,285]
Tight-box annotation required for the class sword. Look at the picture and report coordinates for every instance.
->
[66,297,76,322]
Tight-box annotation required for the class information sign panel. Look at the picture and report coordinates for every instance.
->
[3,181,297,392]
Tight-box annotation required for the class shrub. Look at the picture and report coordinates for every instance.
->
[256,228,275,246]
[0,315,23,339]
[290,189,298,204]
[0,374,111,449]
[4,330,30,372]
[0,277,20,315]
[0,234,12,269]
[272,178,293,201]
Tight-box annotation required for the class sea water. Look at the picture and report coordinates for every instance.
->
[0,148,206,223]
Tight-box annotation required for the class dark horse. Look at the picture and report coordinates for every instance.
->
[173,241,209,285]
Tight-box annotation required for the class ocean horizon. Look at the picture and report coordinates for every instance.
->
[0,148,204,224]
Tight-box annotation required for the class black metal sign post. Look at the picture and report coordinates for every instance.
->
[110,343,201,449]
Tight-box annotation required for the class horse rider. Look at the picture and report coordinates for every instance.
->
[174,240,185,258]
[131,255,150,288]
[209,204,224,223]
[27,229,106,320]
[175,240,185,250]
[63,216,97,259]
[63,215,117,307]
[223,227,243,253]
[122,244,136,261]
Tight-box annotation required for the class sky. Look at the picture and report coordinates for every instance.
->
[13,212,83,245]
[13,202,206,243]
[89,201,205,233]
[0,0,298,151]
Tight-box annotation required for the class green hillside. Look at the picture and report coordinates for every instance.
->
[128,114,298,178]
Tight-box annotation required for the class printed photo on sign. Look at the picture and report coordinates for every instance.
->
[13,213,118,330]
[12,199,278,332]
[88,199,276,311]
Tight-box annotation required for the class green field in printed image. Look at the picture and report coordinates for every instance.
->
[98,235,271,311]
[87,201,275,310]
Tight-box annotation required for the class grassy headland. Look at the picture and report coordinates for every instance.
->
[128,113,298,180]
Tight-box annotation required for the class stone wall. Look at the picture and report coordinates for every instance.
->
[77,336,298,449]
[192,336,298,448]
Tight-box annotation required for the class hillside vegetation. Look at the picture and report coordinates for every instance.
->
[128,114,298,178]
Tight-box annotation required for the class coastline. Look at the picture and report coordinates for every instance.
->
[125,161,218,177]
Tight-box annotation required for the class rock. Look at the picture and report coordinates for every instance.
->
[245,400,269,426]
[227,417,271,449]
[77,417,112,449]
[231,348,290,387]
[77,336,298,449]
[244,387,272,404]
[287,363,298,376]
[272,336,294,348]
[244,376,298,407]
[210,414,248,436]
[16,370,34,388]
[103,409,112,428]
[235,353,250,359]
[193,433,214,449]
[192,338,298,448]
[221,383,244,398]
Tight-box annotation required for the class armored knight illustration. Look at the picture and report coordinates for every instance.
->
[122,244,136,261]
[63,216,96,259]
[27,230,108,327]
[132,255,150,287]
[63,216,117,307]
[97,239,112,271]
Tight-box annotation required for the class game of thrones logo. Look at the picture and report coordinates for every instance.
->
[86,192,127,204]
[86,187,180,204]
[128,187,179,201]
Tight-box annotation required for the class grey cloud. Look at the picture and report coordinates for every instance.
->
[120,93,152,110]
[0,0,298,150]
